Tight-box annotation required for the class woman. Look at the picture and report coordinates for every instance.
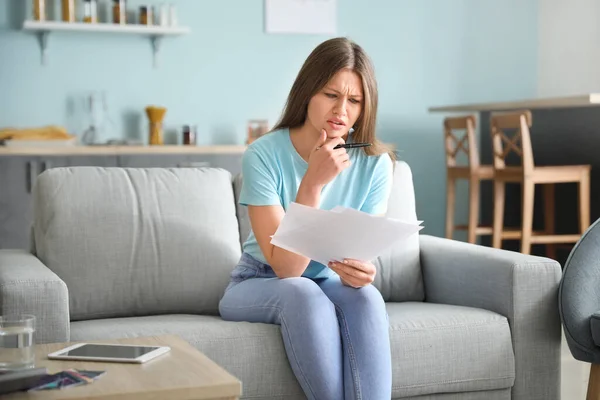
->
[219,37,394,400]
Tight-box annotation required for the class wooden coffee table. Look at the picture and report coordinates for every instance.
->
[5,334,242,399]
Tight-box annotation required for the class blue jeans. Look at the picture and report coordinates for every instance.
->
[219,253,392,400]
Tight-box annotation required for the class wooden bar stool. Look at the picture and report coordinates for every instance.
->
[490,110,591,256]
[444,115,494,243]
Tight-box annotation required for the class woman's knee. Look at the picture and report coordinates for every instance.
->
[280,277,333,313]
[348,284,386,312]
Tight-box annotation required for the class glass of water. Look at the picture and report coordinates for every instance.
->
[0,314,36,371]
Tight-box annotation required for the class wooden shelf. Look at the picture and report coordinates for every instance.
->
[22,20,191,67]
[23,20,190,35]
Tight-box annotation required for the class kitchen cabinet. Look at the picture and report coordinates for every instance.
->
[117,154,192,168]
[0,149,244,250]
[187,154,243,175]
[117,154,242,175]
[0,156,40,250]
[37,155,119,170]
[0,155,119,250]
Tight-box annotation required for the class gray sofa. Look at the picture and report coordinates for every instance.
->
[0,162,561,399]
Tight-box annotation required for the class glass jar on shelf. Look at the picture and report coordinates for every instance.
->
[139,5,153,25]
[112,0,126,24]
[80,91,115,145]
[182,125,197,145]
[169,3,177,26]
[83,0,98,23]
[145,106,167,145]
[33,0,46,21]
[62,0,75,22]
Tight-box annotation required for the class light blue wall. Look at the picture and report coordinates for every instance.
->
[0,0,538,237]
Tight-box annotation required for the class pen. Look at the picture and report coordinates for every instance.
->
[334,143,372,150]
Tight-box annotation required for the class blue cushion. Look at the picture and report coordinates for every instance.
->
[559,217,600,363]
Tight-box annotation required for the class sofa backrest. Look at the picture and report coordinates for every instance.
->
[33,167,242,321]
[373,161,424,302]
[234,160,424,302]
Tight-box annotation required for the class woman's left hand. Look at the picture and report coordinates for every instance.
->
[328,259,376,288]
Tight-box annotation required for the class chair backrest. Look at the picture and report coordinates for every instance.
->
[32,167,243,321]
[490,110,535,173]
[443,115,479,169]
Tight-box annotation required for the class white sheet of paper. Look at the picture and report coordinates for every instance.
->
[264,0,337,34]
[270,203,423,265]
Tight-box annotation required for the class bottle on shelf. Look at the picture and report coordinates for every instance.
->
[83,0,98,23]
[182,125,197,145]
[62,0,75,22]
[139,5,153,25]
[139,6,147,24]
[113,0,126,24]
[33,0,46,21]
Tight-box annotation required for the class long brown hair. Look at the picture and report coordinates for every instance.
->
[271,37,396,160]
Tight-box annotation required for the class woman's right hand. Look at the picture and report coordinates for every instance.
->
[304,129,351,188]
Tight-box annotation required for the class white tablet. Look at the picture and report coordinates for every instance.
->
[47,342,171,364]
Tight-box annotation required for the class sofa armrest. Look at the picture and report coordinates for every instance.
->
[419,235,561,400]
[0,250,69,344]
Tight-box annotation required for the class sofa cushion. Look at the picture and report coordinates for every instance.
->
[70,314,306,399]
[388,302,515,397]
[399,389,510,400]
[70,302,514,399]
[33,167,242,321]
[233,160,424,303]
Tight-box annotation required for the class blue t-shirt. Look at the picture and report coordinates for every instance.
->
[239,127,393,278]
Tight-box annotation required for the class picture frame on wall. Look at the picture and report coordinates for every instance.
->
[264,0,337,35]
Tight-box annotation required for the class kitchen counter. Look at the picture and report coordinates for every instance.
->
[429,93,600,264]
[429,93,600,112]
[0,145,247,156]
